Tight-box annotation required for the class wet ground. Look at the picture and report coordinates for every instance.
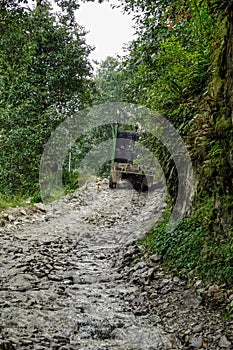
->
[0,180,232,349]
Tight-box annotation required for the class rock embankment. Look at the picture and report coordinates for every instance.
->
[0,180,232,349]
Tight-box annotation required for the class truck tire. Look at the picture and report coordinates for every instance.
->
[141,183,148,192]
[141,176,148,192]
[109,175,116,188]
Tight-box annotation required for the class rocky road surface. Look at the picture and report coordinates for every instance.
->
[0,180,232,350]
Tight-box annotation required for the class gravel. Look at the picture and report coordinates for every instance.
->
[0,179,232,349]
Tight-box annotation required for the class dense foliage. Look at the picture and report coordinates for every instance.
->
[0,1,93,196]
[93,56,128,104]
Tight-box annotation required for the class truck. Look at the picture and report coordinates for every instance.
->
[109,124,155,191]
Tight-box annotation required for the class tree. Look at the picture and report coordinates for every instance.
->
[0,2,94,195]
[93,56,128,104]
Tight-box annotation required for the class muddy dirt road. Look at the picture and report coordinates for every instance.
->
[0,180,232,349]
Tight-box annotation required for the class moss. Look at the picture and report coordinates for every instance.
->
[215,113,232,133]
[142,197,233,288]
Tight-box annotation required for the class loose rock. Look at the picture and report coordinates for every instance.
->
[0,180,232,349]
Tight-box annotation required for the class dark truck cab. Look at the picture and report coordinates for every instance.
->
[109,125,154,191]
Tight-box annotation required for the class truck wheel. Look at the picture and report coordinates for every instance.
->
[109,176,116,188]
[141,176,148,192]
[141,183,148,192]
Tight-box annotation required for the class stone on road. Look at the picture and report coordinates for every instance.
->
[0,180,232,349]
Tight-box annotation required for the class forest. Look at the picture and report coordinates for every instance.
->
[0,0,232,309]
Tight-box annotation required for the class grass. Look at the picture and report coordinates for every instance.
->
[0,193,28,211]
[141,197,233,288]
